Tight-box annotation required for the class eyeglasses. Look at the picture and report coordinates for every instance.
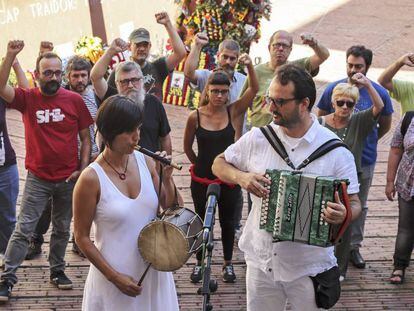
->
[272,43,292,50]
[210,89,229,96]
[118,77,143,87]
[264,95,297,106]
[336,100,355,108]
[42,70,63,78]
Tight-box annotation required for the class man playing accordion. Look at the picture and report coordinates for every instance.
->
[212,64,361,310]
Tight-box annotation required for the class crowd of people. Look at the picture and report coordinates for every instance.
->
[0,10,413,311]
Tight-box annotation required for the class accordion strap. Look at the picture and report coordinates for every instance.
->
[260,125,349,170]
[331,181,353,244]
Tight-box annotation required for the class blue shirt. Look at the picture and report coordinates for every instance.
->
[317,78,393,166]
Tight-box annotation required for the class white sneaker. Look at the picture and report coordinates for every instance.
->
[339,275,345,282]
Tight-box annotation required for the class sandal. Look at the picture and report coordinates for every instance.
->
[390,269,405,285]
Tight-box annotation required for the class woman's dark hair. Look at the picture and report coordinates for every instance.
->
[200,69,231,106]
[96,95,143,147]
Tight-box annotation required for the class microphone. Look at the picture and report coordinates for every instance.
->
[135,145,182,170]
[203,184,221,241]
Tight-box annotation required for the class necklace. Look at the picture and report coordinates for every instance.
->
[102,154,129,180]
[332,114,349,141]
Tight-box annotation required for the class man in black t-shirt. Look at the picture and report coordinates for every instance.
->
[91,38,172,154]
[104,11,186,101]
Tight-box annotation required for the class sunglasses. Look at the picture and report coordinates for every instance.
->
[336,100,355,108]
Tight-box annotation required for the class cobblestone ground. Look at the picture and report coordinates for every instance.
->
[2,0,414,309]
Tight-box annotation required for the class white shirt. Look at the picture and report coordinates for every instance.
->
[224,114,359,282]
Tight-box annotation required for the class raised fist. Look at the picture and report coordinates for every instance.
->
[39,41,54,55]
[7,40,24,56]
[351,72,370,87]
[110,38,128,53]
[238,53,252,66]
[300,33,318,47]
[401,53,414,67]
[155,12,171,25]
[194,32,209,47]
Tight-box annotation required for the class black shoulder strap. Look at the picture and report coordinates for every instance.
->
[296,139,349,170]
[260,125,348,170]
[260,125,295,169]
[401,111,414,138]
[196,109,200,127]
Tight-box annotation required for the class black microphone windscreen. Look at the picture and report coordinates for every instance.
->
[206,183,221,200]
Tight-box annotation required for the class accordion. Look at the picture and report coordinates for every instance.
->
[259,169,352,247]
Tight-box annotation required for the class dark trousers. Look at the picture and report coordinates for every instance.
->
[32,197,53,243]
[191,180,241,262]
[393,195,414,269]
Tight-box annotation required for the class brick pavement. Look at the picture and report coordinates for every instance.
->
[2,100,413,310]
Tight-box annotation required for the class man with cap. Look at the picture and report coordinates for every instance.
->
[103,11,186,100]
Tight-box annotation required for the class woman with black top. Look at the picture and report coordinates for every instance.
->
[184,53,258,283]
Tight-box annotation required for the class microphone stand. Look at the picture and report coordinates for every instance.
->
[198,196,219,311]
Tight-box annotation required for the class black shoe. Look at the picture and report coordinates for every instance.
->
[0,280,13,302]
[222,264,236,283]
[350,249,366,269]
[25,240,42,260]
[50,271,73,290]
[190,265,202,283]
[71,241,85,258]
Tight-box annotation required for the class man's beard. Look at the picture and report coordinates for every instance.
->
[272,110,301,128]
[71,82,87,93]
[39,80,60,95]
[124,87,146,112]
[222,65,235,77]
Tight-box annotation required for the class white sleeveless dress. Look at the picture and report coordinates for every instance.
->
[82,151,179,311]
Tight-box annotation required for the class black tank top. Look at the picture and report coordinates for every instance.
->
[194,108,235,179]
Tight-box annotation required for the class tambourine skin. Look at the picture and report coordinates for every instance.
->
[138,221,190,271]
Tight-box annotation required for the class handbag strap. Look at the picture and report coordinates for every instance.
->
[260,125,348,170]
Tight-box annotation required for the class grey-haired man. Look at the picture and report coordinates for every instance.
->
[105,11,186,101]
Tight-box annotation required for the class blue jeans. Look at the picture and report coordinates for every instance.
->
[0,164,19,254]
[1,172,74,284]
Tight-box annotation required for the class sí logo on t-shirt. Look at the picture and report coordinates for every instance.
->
[36,109,65,124]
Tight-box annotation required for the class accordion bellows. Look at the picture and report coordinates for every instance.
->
[260,169,351,247]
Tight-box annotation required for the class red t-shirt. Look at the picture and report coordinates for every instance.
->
[8,87,93,181]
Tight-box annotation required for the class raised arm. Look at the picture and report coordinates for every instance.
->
[90,38,128,100]
[74,169,142,296]
[183,111,198,164]
[352,73,384,117]
[231,53,259,119]
[0,40,24,103]
[183,33,209,84]
[155,12,186,71]
[12,57,29,89]
[378,53,414,93]
[39,41,54,56]
[300,33,330,71]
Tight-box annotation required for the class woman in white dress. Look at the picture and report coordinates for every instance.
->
[73,95,179,311]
